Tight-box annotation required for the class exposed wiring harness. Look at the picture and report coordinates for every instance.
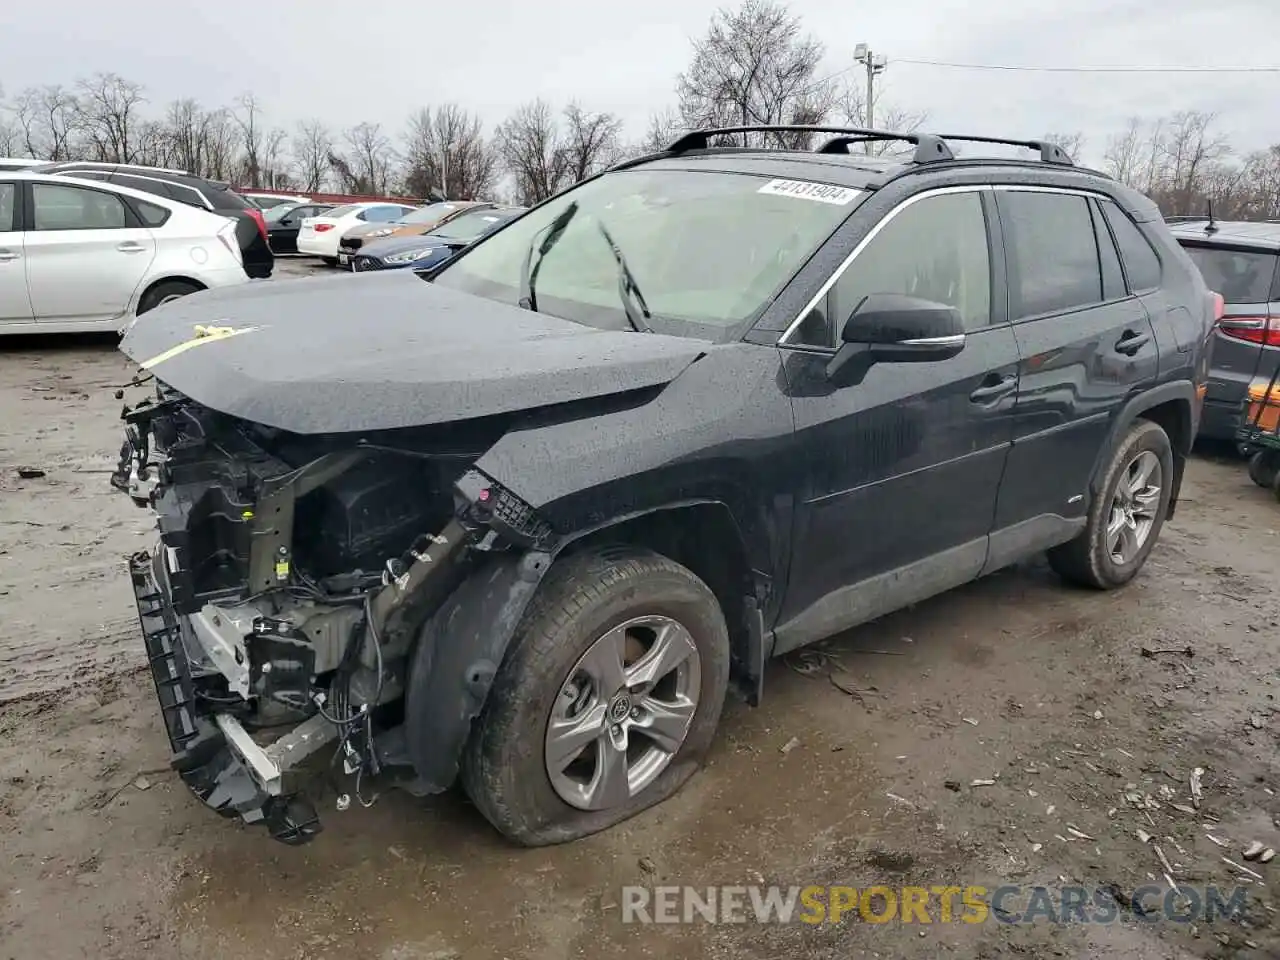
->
[319,593,385,808]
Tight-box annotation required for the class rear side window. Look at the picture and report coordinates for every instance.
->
[113,174,174,200]
[325,204,360,219]
[0,182,16,230]
[169,183,209,209]
[1181,245,1278,304]
[1100,201,1162,292]
[207,187,252,211]
[131,198,171,228]
[1000,191,1102,319]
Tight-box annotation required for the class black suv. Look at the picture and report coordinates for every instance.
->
[29,161,274,279]
[109,125,1214,847]
[1166,217,1279,442]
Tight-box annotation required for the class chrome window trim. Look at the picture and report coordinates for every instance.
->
[901,334,966,346]
[777,182,1112,348]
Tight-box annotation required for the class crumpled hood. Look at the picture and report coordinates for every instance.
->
[118,270,708,435]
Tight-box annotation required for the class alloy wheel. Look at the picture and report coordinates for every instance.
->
[544,615,701,811]
[1107,450,1162,564]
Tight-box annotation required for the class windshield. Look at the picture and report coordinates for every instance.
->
[429,208,518,242]
[396,202,459,225]
[263,204,299,222]
[1183,245,1278,303]
[323,203,361,220]
[432,169,861,340]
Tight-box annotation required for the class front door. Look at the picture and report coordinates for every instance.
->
[0,180,32,323]
[773,187,1019,653]
[24,181,156,323]
[988,187,1159,565]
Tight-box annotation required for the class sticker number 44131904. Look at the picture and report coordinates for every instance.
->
[757,178,861,205]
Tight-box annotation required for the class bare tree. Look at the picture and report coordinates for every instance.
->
[834,81,926,156]
[235,93,264,188]
[73,73,146,162]
[13,85,78,160]
[637,107,687,154]
[402,105,497,200]
[676,0,835,149]
[260,127,290,188]
[292,119,333,192]
[494,99,569,205]
[1039,131,1087,164]
[561,103,623,182]
[1160,111,1231,215]
[335,122,396,194]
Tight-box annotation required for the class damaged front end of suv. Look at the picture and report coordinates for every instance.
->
[108,272,730,845]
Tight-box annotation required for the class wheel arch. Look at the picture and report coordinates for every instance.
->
[1091,382,1195,519]
[135,275,206,313]
[403,500,769,794]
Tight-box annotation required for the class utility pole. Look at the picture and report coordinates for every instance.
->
[853,43,888,154]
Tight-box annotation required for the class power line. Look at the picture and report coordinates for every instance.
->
[892,58,1280,74]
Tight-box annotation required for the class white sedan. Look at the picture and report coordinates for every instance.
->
[295,202,419,265]
[0,172,250,335]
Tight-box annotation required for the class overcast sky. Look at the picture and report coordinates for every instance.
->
[3,0,1278,165]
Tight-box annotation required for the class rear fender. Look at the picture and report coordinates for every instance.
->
[1089,381,1195,519]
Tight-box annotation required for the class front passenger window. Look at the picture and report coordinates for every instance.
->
[790,191,992,347]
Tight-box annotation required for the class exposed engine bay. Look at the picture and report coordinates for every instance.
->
[111,378,555,843]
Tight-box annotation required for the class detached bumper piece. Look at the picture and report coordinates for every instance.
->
[128,549,326,845]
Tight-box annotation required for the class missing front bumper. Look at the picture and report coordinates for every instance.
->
[128,548,330,844]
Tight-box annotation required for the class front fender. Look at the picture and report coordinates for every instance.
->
[403,549,552,791]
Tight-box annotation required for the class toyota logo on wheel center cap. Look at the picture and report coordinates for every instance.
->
[609,695,632,722]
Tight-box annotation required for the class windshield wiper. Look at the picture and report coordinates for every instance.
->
[518,200,579,313]
[595,221,654,334]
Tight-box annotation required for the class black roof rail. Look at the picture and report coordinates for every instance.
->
[665,125,955,164]
[934,134,1073,165]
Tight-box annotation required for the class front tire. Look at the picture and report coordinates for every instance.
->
[460,546,731,846]
[1248,449,1280,489]
[1048,419,1174,589]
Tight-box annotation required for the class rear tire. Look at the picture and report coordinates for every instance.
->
[1048,419,1174,589]
[460,546,730,846]
[1248,450,1280,489]
[137,280,202,315]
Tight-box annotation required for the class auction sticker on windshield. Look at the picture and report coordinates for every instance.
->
[757,179,860,205]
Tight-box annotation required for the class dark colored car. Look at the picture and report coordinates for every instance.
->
[30,161,274,279]
[351,205,525,272]
[1167,218,1279,442]
[265,201,336,254]
[110,125,1213,849]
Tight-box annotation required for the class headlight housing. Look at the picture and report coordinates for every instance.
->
[383,246,439,265]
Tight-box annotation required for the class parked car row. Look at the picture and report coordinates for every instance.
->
[0,168,250,334]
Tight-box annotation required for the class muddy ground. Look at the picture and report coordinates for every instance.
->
[3,290,1280,958]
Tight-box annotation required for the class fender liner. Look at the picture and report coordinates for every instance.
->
[403,500,772,791]
[1089,381,1196,519]
[403,549,552,792]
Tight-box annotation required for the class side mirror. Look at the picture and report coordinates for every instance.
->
[280,217,294,226]
[826,293,966,384]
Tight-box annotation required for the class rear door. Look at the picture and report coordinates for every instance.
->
[24,180,156,322]
[0,180,32,323]
[1177,240,1279,437]
[990,187,1159,547]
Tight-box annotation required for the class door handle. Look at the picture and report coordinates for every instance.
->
[970,374,1017,403]
[1115,330,1151,355]
[0,249,18,262]
[117,241,146,253]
